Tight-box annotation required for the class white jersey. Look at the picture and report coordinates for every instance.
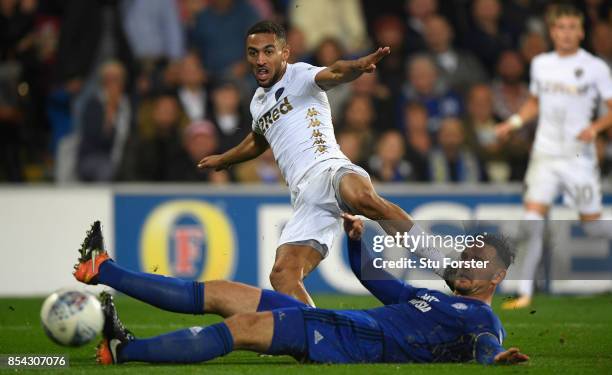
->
[250,62,348,189]
[529,49,612,158]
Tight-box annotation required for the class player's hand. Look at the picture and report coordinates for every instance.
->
[341,213,364,240]
[495,122,514,141]
[197,154,228,171]
[357,47,391,73]
[494,348,529,365]
[576,126,597,143]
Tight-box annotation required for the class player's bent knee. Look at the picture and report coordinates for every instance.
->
[269,265,303,293]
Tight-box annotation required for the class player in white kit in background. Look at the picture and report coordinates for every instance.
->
[198,21,445,307]
[496,5,612,309]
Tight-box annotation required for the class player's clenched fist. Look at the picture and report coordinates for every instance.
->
[197,154,228,171]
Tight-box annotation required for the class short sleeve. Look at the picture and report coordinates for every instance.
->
[291,63,326,96]
[529,57,541,97]
[594,59,612,101]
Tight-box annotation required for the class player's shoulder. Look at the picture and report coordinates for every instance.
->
[531,51,556,67]
[249,87,266,114]
[578,49,610,71]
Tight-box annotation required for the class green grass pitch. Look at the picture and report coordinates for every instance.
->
[1,294,611,374]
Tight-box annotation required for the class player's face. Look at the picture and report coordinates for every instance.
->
[246,33,289,88]
[550,16,584,54]
[453,244,505,296]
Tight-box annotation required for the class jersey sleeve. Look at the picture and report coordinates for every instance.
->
[473,332,505,365]
[291,63,326,96]
[593,59,612,101]
[529,56,541,97]
[347,238,417,305]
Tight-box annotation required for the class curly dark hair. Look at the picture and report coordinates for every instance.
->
[482,233,516,269]
[246,21,287,45]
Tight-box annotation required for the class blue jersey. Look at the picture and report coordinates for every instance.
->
[365,287,505,363]
[346,238,507,364]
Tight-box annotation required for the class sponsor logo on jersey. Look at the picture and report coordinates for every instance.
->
[257,97,294,134]
[140,200,236,282]
[535,79,589,96]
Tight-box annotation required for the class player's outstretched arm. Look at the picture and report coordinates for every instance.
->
[315,47,390,91]
[343,213,416,305]
[496,95,539,140]
[198,131,269,170]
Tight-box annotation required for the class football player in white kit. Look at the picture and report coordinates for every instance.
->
[496,5,612,309]
[198,21,444,306]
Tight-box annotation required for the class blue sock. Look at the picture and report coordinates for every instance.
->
[256,289,307,312]
[118,322,233,363]
[98,261,204,314]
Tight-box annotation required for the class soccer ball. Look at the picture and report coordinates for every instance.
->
[40,290,104,347]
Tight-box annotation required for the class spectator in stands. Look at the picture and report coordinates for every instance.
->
[463,0,518,76]
[337,129,364,166]
[235,149,282,184]
[77,61,131,182]
[404,0,438,54]
[371,15,407,95]
[0,0,36,61]
[350,71,395,131]
[590,22,612,68]
[121,0,185,96]
[286,26,309,64]
[209,78,250,152]
[177,52,209,122]
[340,94,377,162]
[119,94,186,181]
[429,117,486,183]
[192,0,260,79]
[182,120,230,183]
[402,102,431,181]
[0,60,24,181]
[519,31,548,65]
[423,15,487,95]
[289,0,369,55]
[55,0,134,96]
[367,130,413,182]
[402,54,462,136]
[491,50,530,121]
[312,37,350,118]
[464,84,510,182]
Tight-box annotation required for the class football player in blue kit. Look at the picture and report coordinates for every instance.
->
[75,216,528,366]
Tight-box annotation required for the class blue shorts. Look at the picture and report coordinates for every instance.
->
[271,307,384,363]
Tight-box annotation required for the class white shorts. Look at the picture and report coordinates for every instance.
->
[524,153,602,215]
[278,158,370,257]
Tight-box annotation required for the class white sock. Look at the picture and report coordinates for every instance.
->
[582,217,612,238]
[408,224,448,278]
[518,211,545,298]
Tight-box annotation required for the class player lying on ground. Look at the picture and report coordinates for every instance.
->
[495,4,612,309]
[197,21,443,306]
[73,220,528,366]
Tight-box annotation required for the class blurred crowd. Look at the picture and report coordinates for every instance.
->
[1,0,612,184]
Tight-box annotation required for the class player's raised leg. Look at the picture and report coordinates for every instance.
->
[338,173,447,278]
[74,221,306,316]
[269,244,323,306]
